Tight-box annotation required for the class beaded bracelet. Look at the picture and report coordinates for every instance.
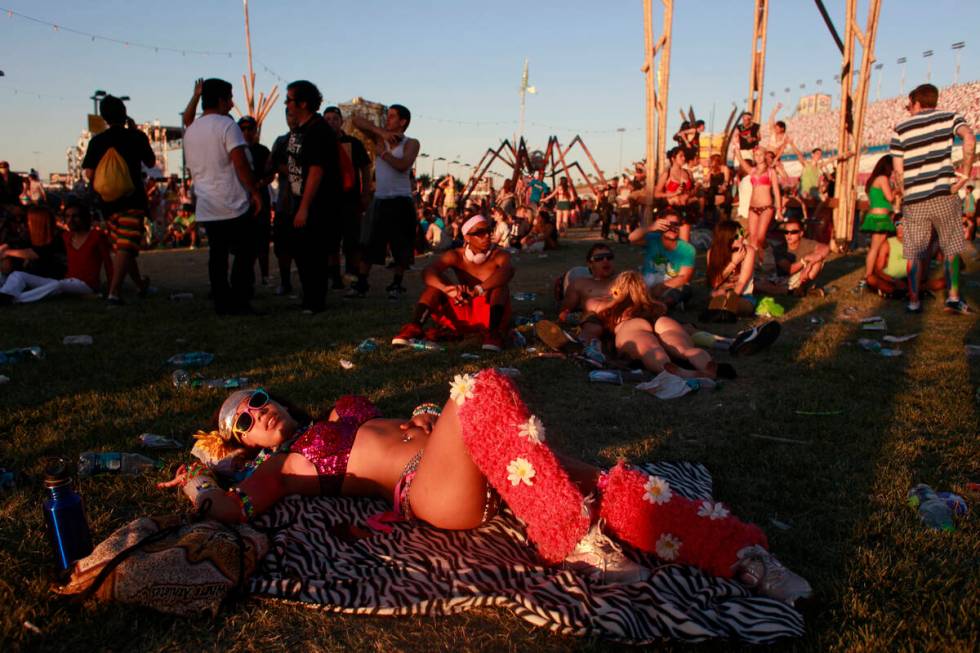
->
[412,402,442,418]
[228,487,255,522]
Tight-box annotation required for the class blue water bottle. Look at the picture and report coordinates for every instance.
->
[42,457,93,572]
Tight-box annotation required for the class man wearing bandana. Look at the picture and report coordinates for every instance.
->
[392,215,514,351]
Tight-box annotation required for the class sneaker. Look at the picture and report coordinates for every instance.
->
[564,522,650,585]
[481,332,504,352]
[106,295,125,307]
[582,340,607,366]
[906,300,923,314]
[732,545,812,606]
[729,320,781,357]
[385,283,407,300]
[345,281,368,299]
[392,322,423,346]
[944,298,973,315]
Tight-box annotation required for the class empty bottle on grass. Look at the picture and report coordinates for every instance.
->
[0,346,44,364]
[907,484,955,531]
[78,452,161,477]
[166,351,214,368]
[42,457,93,571]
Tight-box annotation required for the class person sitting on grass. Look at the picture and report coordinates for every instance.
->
[165,204,199,249]
[587,271,733,379]
[521,210,558,252]
[158,374,811,603]
[392,214,514,351]
[774,217,829,296]
[705,220,757,317]
[866,216,946,299]
[629,210,695,309]
[0,203,114,304]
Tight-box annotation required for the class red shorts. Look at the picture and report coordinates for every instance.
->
[430,294,511,337]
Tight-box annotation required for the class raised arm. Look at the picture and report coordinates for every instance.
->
[182,78,204,128]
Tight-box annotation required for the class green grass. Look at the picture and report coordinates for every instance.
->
[1,232,978,652]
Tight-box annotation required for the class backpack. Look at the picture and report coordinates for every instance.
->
[338,142,356,193]
[93,147,135,202]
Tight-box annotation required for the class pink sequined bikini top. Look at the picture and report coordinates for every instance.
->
[289,395,381,496]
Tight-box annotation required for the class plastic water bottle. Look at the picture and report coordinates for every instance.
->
[78,452,161,477]
[137,434,183,449]
[907,484,955,531]
[42,457,93,571]
[166,351,214,368]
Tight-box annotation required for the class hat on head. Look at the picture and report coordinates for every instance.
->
[462,215,488,235]
[218,389,255,440]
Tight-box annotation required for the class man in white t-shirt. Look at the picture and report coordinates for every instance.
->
[182,78,262,315]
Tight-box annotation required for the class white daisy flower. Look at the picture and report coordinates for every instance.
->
[448,373,476,407]
[642,475,673,505]
[697,500,730,520]
[506,457,536,487]
[517,415,546,445]
[655,533,682,561]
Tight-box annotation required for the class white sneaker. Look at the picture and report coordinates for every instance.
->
[564,521,650,585]
[732,545,812,605]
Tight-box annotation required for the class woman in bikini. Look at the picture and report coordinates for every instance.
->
[159,373,809,602]
[542,176,576,234]
[654,147,696,241]
[859,155,899,282]
[734,146,782,251]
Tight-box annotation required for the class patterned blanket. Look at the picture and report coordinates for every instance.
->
[249,462,804,644]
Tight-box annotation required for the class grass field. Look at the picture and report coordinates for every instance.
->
[1,230,978,652]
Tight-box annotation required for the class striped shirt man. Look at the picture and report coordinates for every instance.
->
[890,109,967,204]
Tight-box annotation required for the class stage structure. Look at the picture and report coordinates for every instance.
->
[746,0,770,125]
[642,0,674,195]
[824,0,882,250]
[237,0,279,130]
[459,135,608,207]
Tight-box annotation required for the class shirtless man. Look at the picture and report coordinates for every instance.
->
[392,215,514,351]
[558,243,616,344]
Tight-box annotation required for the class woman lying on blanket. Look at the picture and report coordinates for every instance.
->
[159,370,810,604]
[585,271,734,379]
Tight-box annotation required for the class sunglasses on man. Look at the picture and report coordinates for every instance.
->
[784,229,803,235]
[589,252,614,262]
[232,388,270,441]
[466,228,490,237]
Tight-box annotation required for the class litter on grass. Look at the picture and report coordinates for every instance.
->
[339,359,354,370]
[883,333,919,343]
[63,335,94,345]
[748,433,812,444]
[858,338,903,357]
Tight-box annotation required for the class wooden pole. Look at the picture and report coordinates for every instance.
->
[832,0,881,249]
[655,1,673,182]
[642,0,673,225]
[747,0,769,124]
[643,0,656,205]
[242,0,256,118]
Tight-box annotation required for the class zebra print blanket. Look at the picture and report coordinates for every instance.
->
[249,462,804,644]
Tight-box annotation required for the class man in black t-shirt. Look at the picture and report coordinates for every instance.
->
[81,95,156,304]
[238,116,274,286]
[323,106,372,288]
[284,80,342,314]
[736,112,761,161]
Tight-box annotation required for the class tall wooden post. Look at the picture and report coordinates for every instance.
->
[642,0,673,224]
[240,0,279,130]
[747,0,769,124]
[831,0,881,250]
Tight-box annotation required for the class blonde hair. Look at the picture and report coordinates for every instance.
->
[596,271,666,328]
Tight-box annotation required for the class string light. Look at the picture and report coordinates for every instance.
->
[0,6,235,57]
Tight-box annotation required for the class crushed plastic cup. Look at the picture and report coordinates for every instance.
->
[138,434,183,449]
[356,338,379,353]
[0,346,44,365]
[339,359,355,370]
[858,338,902,357]
[62,335,94,346]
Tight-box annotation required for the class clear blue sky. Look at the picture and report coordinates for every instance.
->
[1,0,977,178]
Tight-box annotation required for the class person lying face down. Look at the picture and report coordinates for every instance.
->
[391,214,515,351]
